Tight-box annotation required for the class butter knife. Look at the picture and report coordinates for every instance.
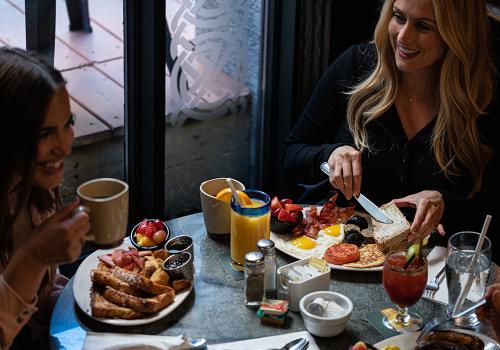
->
[320,162,393,224]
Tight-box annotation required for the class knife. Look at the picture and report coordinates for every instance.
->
[320,162,393,224]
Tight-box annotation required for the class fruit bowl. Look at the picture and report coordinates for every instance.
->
[129,219,170,251]
[270,211,303,235]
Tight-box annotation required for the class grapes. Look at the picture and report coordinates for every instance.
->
[152,230,167,244]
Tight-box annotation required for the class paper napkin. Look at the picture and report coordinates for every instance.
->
[422,246,448,305]
[83,332,189,350]
[208,331,318,350]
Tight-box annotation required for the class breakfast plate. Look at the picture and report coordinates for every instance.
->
[73,239,193,326]
[374,329,500,350]
[271,231,383,272]
[271,208,383,272]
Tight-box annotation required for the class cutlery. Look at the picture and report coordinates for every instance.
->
[230,337,308,350]
[416,299,490,344]
[426,265,446,292]
[320,162,393,224]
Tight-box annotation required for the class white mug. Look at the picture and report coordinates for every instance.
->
[77,178,129,247]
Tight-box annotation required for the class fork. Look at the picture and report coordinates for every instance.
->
[426,265,446,292]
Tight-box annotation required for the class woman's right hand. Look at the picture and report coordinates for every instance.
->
[327,145,362,200]
[26,199,91,266]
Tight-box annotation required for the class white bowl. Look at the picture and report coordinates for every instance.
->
[299,291,353,337]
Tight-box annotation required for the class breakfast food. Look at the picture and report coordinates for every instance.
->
[134,219,168,247]
[90,247,192,320]
[372,203,410,254]
[343,244,385,268]
[416,330,484,350]
[324,243,360,265]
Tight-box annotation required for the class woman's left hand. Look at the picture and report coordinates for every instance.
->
[392,190,445,242]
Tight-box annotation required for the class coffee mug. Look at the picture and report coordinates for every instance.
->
[199,178,245,237]
[77,178,129,247]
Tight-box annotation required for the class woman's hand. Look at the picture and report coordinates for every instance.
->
[327,145,362,200]
[392,190,445,242]
[486,284,500,312]
[26,199,91,266]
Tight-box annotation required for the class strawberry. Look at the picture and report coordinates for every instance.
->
[271,196,282,212]
[280,198,292,206]
[271,207,281,218]
[285,203,303,212]
[278,208,295,222]
[136,219,149,234]
[152,219,165,231]
[144,222,156,240]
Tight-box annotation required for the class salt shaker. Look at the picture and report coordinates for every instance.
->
[257,239,277,299]
[244,251,265,308]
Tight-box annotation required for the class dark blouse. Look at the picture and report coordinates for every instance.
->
[281,43,500,261]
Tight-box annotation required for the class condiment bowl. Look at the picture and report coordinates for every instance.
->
[299,291,353,337]
[129,219,170,251]
[165,235,194,258]
[162,252,194,280]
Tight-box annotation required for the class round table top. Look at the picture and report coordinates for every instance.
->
[49,213,497,349]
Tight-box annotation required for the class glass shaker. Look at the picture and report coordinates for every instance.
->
[244,251,265,308]
[257,239,277,299]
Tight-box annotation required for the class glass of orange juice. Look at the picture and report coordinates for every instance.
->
[230,190,271,271]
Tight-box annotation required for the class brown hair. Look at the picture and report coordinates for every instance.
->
[0,47,65,265]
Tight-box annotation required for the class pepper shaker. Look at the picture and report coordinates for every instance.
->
[244,251,265,308]
[257,239,277,299]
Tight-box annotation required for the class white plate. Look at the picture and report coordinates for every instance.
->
[271,209,382,272]
[374,329,500,350]
[271,231,382,272]
[73,240,193,326]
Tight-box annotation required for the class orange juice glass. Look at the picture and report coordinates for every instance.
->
[230,190,271,271]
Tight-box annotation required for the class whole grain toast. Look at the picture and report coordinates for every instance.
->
[372,203,410,253]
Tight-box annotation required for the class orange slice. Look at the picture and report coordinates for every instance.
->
[216,188,252,206]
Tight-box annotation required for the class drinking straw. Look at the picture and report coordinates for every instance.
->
[225,178,242,206]
[451,214,492,316]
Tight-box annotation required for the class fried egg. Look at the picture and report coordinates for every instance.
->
[318,224,345,243]
[282,224,345,259]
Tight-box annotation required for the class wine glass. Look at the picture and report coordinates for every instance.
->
[382,249,428,332]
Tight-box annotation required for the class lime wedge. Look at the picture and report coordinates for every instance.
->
[406,243,421,261]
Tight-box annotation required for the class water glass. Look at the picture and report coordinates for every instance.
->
[445,231,491,327]
[230,190,270,271]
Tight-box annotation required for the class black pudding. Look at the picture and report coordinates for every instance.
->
[345,230,365,246]
[345,215,369,230]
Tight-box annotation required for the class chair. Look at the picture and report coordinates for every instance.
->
[25,0,92,66]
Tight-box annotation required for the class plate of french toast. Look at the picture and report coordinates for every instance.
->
[73,240,193,325]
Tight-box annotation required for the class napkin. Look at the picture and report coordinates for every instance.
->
[83,332,189,350]
[208,331,318,350]
[421,246,448,305]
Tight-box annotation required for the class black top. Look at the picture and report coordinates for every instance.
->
[281,43,500,260]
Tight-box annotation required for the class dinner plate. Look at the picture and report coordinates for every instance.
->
[374,329,500,350]
[271,208,383,272]
[73,239,193,326]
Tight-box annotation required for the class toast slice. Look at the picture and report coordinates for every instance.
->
[372,203,410,253]
[102,286,175,314]
[90,288,144,319]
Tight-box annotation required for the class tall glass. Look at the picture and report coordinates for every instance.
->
[382,250,428,332]
[445,231,491,328]
[230,190,270,271]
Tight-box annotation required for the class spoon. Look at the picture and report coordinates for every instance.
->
[189,338,207,348]
[276,337,308,350]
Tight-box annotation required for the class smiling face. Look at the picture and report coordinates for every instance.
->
[388,0,446,77]
[33,86,74,190]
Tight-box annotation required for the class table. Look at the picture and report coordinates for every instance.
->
[49,213,496,349]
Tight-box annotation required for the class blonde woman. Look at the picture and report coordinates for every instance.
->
[282,0,499,254]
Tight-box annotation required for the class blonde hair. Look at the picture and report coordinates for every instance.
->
[346,0,496,196]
